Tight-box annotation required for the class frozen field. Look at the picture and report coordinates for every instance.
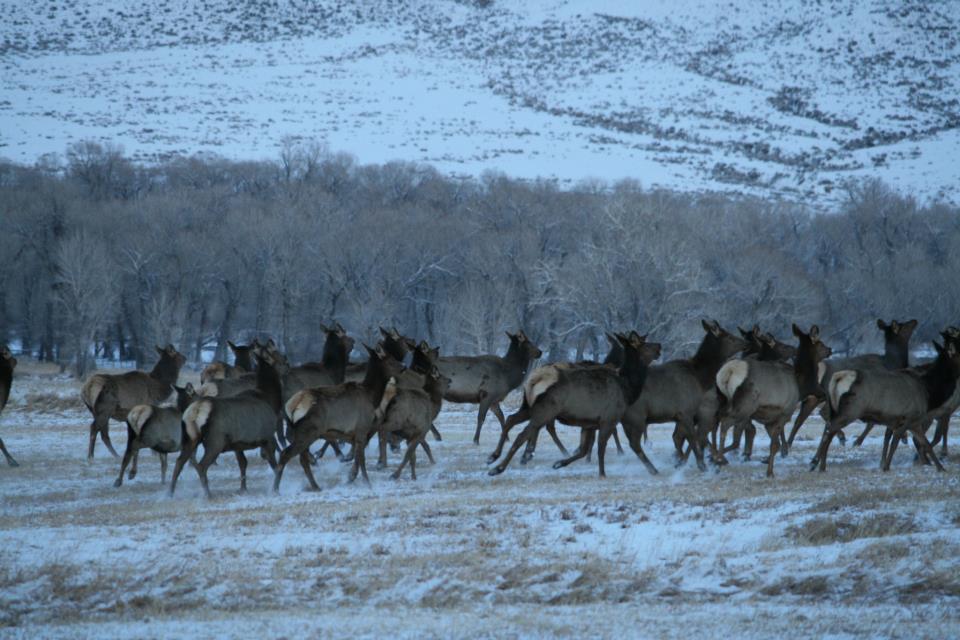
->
[1,361,959,638]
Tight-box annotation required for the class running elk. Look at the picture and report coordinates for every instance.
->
[0,346,18,466]
[81,344,186,459]
[436,330,542,444]
[714,325,831,476]
[169,352,288,498]
[488,332,661,477]
[621,320,746,471]
[274,344,404,491]
[815,335,960,472]
[115,383,197,487]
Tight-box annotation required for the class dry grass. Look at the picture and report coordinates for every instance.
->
[786,513,918,546]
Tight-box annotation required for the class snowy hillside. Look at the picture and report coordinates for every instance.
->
[1,0,958,208]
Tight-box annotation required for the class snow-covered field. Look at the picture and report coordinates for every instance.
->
[1,361,959,638]
[2,0,959,209]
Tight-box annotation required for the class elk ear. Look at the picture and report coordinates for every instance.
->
[362,343,377,357]
[877,318,888,330]
[903,319,918,332]
[319,323,330,333]
[701,319,720,336]
[155,345,164,355]
[792,323,803,338]
[810,325,820,342]
[379,327,391,338]
[185,382,195,393]
[418,340,429,351]
[228,340,238,350]
[505,331,516,341]
[605,332,619,347]
[738,326,751,338]
[629,330,644,344]
[430,347,440,359]
[266,338,276,348]
[933,340,945,356]
[948,341,958,358]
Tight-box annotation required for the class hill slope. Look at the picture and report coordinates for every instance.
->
[1,0,958,208]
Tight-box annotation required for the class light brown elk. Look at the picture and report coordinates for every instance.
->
[115,383,196,487]
[169,352,288,498]
[376,365,452,480]
[436,331,542,445]
[488,332,627,466]
[488,332,660,477]
[200,340,256,384]
[786,318,916,452]
[81,344,186,459]
[621,320,747,472]
[714,325,832,476]
[927,325,960,456]
[815,336,960,472]
[274,344,404,491]
[0,346,18,466]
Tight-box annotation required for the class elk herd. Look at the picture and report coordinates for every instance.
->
[0,318,958,498]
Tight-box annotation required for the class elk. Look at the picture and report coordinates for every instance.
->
[114,383,197,487]
[927,326,960,456]
[81,344,187,459]
[814,336,960,472]
[376,365,452,480]
[436,331,542,445]
[488,332,661,477]
[715,326,798,459]
[714,325,832,476]
[274,344,405,492]
[786,318,917,452]
[488,332,627,466]
[200,340,256,384]
[0,346,18,467]
[169,352,288,498]
[620,320,747,471]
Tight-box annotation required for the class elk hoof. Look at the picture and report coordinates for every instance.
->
[390,471,401,481]
[759,456,770,465]
[520,452,534,465]
[472,437,481,445]
[113,478,122,488]
[485,453,499,465]
[8,459,19,468]
[487,466,504,476]
[128,470,137,480]
[376,461,387,471]
[551,460,566,470]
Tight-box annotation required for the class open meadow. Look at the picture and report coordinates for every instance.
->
[1,360,958,638]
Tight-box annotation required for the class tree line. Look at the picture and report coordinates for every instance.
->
[1,139,958,376]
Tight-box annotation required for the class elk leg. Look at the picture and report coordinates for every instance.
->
[235,450,248,492]
[853,422,875,447]
[356,437,371,486]
[430,425,442,441]
[786,396,820,452]
[262,442,278,471]
[546,421,568,455]
[883,427,906,471]
[612,428,624,455]
[490,405,527,464]
[597,428,613,478]
[911,426,944,472]
[87,418,99,459]
[160,452,168,484]
[520,425,541,464]
[474,396,492,444]
[0,437,17,467]
[274,439,312,492]
[298,450,321,491]
[624,426,659,475]
[724,422,742,453]
[419,439,435,464]
[195,446,219,499]
[743,424,756,461]
[99,420,119,458]
[168,442,195,496]
[490,403,508,433]
[818,430,839,472]
[671,424,685,462]
[765,421,784,478]
[881,428,893,469]
[114,438,138,487]
[553,429,596,470]
[128,448,139,480]
[489,423,542,475]
[377,424,390,470]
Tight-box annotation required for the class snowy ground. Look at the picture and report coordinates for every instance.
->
[1,0,959,209]
[1,361,959,638]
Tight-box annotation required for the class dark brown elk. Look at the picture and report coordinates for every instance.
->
[488,332,660,477]
[200,340,256,384]
[274,344,404,492]
[114,384,196,487]
[621,320,747,471]
[786,318,917,452]
[436,331,542,445]
[714,325,832,476]
[814,336,960,472]
[81,345,187,459]
[169,352,288,498]
[927,325,960,456]
[0,346,18,466]
[376,365,452,480]
[488,332,626,465]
